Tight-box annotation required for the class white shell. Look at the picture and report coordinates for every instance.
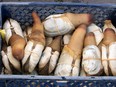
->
[7,46,21,72]
[102,44,109,75]
[22,41,44,73]
[55,49,73,76]
[43,14,75,36]
[22,41,33,66]
[39,47,52,69]
[63,34,71,45]
[87,23,104,45]
[1,51,12,74]
[3,19,24,44]
[29,44,44,73]
[72,59,81,76]
[49,51,59,74]
[82,45,103,75]
[109,42,116,76]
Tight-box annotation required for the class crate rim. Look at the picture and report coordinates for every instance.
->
[0,75,116,80]
[0,2,116,8]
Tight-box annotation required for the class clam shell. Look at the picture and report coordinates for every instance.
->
[29,44,44,73]
[39,47,52,69]
[55,48,73,76]
[22,41,33,66]
[102,44,109,75]
[7,46,21,72]
[1,51,12,74]
[3,19,24,44]
[87,23,104,45]
[72,59,81,76]
[109,42,116,76]
[49,51,59,74]
[43,14,74,36]
[63,34,71,45]
[82,45,103,76]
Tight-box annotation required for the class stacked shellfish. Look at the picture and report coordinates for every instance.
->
[1,12,116,76]
[1,12,46,74]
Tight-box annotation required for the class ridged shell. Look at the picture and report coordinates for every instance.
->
[82,45,103,75]
[43,14,75,36]
[29,44,44,73]
[55,49,73,76]
[63,34,71,45]
[3,19,24,44]
[1,51,12,74]
[7,46,21,72]
[22,41,33,66]
[49,51,59,74]
[39,47,52,69]
[109,42,116,76]
[102,44,109,75]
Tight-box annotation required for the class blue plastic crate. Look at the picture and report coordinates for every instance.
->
[0,2,116,87]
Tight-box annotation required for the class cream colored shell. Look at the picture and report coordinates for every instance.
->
[7,46,21,72]
[49,51,59,74]
[102,42,116,76]
[63,34,71,45]
[43,14,75,36]
[22,41,44,73]
[1,51,12,74]
[3,19,24,44]
[82,45,103,75]
[39,47,52,69]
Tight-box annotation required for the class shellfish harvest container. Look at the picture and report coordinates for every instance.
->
[0,2,116,87]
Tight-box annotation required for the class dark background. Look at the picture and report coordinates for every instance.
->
[0,0,116,4]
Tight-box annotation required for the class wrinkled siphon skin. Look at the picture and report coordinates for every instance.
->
[84,32,96,47]
[22,12,46,74]
[65,13,92,27]
[102,29,116,46]
[9,33,26,60]
[55,24,87,76]
[30,12,45,46]
[29,30,45,46]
